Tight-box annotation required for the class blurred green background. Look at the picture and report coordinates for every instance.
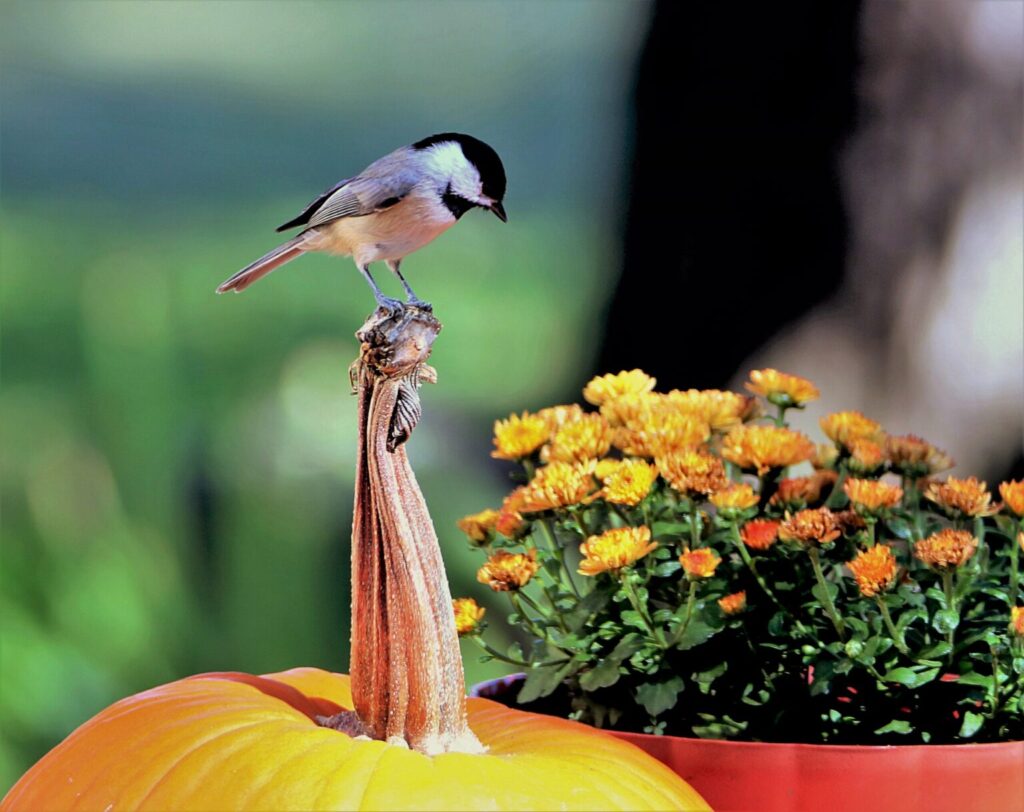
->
[0,0,649,789]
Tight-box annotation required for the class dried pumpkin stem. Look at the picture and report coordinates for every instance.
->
[349,304,483,756]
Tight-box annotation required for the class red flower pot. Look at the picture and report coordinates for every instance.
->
[471,676,1024,812]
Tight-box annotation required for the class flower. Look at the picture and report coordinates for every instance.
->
[613,408,710,458]
[813,443,839,470]
[1011,606,1024,637]
[844,478,903,513]
[657,450,728,497]
[847,439,885,474]
[924,476,996,518]
[769,470,838,509]
[536,403,585,433]
[456,509,500,545]
[885,434,954,477]
[666,389,755,431]
[583,370,656,406]
[543,413,613,464]
[779,507,841,546]
[740,519,780,551]
[913,529,978,571]
[452,598,486,635]
[999,480,1024,517]
[518,461,598,513]
[495,488,528,538]
[476,549,540,591]
[720,425,816,475]
[745,368,820,408]
[680,548,721,578]
[578,526,657,576]
[491,412,549,460]
[847,545,898,597]
[599,459,659,506]
[710,483,759,513]
[718,591,747,615]
[820,411,883,448]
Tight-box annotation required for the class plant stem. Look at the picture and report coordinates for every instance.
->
[1010,520,1021,607]
[942,570,956,661]
[469,636,568,669]
[876,597,909,655]
[517,589,568,633]
[622,575,666,648]
[730,523,788,614]
[669,581,698,646]
[808,547,846,641]
[539,518,581,598]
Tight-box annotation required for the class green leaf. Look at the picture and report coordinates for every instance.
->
[579,657,622,691]
[896,608,927,634]
[954,671,993,687]
[958,711,985,738]
[811,579,838,606]
[620,610,648,631]
[651,521,690,539]
[674,619,717,651]
[885,517,916,541]
[915,641,952,661]
[518,663,569,703]
[608,633,645,662]
[883,666,940,688]
[635,675,685,716]
[565,585,613,631]
[925,587,948,607]
[653,561,682,578]
[874,719,913,735]
[932,608,960,635]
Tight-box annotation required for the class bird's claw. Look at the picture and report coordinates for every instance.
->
[375,296,406,318]
[407,297,433,313]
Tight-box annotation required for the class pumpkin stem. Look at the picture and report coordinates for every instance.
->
[348,305,483,756]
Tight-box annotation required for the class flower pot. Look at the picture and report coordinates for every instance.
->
[471,675,1024,812]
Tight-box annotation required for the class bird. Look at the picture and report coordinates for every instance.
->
[216,132,507,313]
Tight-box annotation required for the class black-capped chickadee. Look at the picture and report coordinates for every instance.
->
[216,132,507,312]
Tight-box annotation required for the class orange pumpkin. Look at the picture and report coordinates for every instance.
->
[1,668,708,811]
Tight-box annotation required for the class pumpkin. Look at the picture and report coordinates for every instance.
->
[2,308,709,810]
[2,667,707,810]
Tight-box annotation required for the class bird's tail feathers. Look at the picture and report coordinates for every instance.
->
[216,235,308,294]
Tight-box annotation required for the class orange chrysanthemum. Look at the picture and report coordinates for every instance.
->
[924,476,996,518]
[613,409,711,458]
[740,519,780,551]
[848,439,885,474]
[578,526,658,576]
[666,389,756,432]
[536,403,585,434]
[491,412,549,460]
[599,459,659,506]
[518,461,598,513]
[913,529,978,571]
[999,480,1024,517]
[476,549,540,591]
[680,548,721,578]
[844,478,903,513]
[710,483,760,512]
[452,598,486,635]
[456,508,500,544]
[718,591,747,615]
[769,470,838,509]
[847,544,898,597]
[543,413,613,464]
[745,369,820,408]
[495,488,528,538]
[720,425,815,474]
[820,411,883,448]
[779,507,841,546]
[657,450,728,497]
[583,370,656,406]
[885,434,954,477]
[1011,606,1024,637]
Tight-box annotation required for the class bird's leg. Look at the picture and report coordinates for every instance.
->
[358,263,404,315]
[387,260,431,311]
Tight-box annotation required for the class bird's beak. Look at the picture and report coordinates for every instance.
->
[489,201,508,222]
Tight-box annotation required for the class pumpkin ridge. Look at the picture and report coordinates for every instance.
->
[187,671,341,720]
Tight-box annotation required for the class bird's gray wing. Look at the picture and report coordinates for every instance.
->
[275,178,353,232]
[303,171,418,229]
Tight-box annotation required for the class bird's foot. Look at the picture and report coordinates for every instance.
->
[374,295,406,318]
[406,297,433,313]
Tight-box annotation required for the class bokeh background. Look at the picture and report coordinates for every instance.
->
[1,0,1021,790]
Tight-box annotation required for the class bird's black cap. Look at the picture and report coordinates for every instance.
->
[413,133,507,202]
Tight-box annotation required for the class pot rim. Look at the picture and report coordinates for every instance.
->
[469,674,1024,752]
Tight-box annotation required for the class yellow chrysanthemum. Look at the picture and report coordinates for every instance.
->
[679,548,721,579]
[452,598,486,635]
[1011,606,1024,637]
[720,425,815,474]
[745,369,820,408]
[718,591,747,615]
[583,370,657,406]
[657,450,728,497]
[999,480,1024,517]
[769,470,838,509]
[740,519,780,551]
[536,403,585,434]
[847,544,898,597]
[578,526,658,576]
[613,408,711,458]
[924,476,996,518]
[543,413,613,464]
[913,529,978,571]
[595,458,623,480]
[779,507,841,546]
[456,508,500,544]
[666,389,755,432]
[710,483,760,512]
[813,442,839,470]
[518,461,598,513]
[848,439,885,474]
[476,549,540,591]
[885,434,954,477]
[599,391,661,428]
[820,411,883,448]
[599,459,659,506]
[491,412,549,460]
[844,478,903,513]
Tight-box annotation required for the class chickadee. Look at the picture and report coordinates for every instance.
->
[216,132,507,312]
